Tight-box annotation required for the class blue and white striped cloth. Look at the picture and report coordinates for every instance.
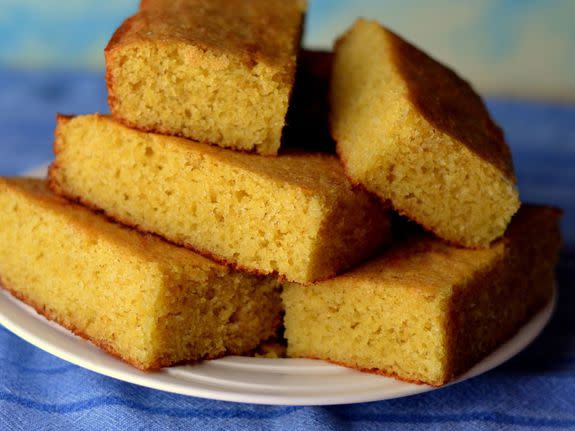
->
[0,69,574,430]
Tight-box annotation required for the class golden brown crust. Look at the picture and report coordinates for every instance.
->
[445,286,552,383]
[332,21,514,181]
[104,13,137,56]
[443,205,561,380]
[105,2,306,155]
[332,19,515,182]
[55,113,74,123]
[298,356,438,387]
[385,26,515,180]
[104,14,140,121]
[106,0,305,71]
[104,50,118,122]
[52,114,70,159]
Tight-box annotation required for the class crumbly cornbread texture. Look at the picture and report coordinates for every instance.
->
[49,114,391,284]
[330,19,520,247]
[283,205,561,386]
[105,0,306,155]
[0,177,283,370]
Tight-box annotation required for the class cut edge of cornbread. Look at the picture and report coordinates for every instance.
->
[0,177,283,370]
[0,277,157,370]
[283,205,561,386]
[49,114,392,284]
[105,0,307,155]
[1,275,282,372]
[330,19,520,247]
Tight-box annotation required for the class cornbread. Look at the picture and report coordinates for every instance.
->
[105,0,306,155]
[283,205,561,386]
[0,177,283,370]
[49,114,391,284]
[330,19,520,247]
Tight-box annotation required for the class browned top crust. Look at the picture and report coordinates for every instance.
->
[107,0,306,77]
[384,25,515,180]
[306,204,561,295]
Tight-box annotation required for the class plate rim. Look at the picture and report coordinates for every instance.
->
[0,281,556,406]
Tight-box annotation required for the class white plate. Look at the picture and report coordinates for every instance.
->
[0,277,556,406]
[0,165,556,405]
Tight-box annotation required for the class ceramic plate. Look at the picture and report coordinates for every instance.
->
[0,286,555,405]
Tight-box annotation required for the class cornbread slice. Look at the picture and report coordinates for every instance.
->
[105,0,306,155]
[0,177,282,370]
[330,19,520,247]
[283,205,561,386]
[49,114,391,284]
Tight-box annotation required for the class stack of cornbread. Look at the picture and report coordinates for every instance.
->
[0,1,562,386]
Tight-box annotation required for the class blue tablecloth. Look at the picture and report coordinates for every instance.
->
[0,68,574,430]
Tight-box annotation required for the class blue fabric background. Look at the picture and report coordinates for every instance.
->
[3,1,575,103]
[0,69,574,430]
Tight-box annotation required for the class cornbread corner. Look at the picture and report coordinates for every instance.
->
[49,114,392,284]
[283,205,561,386]
[330,19,520,247]
[105,0,307,155]
[0,177,283,370]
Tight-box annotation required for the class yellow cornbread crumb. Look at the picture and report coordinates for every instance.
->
[330,19,520,247]
[0,177,283,370]
[106,0,307,155]
[49,114,392,284]
[283,206,561,386]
